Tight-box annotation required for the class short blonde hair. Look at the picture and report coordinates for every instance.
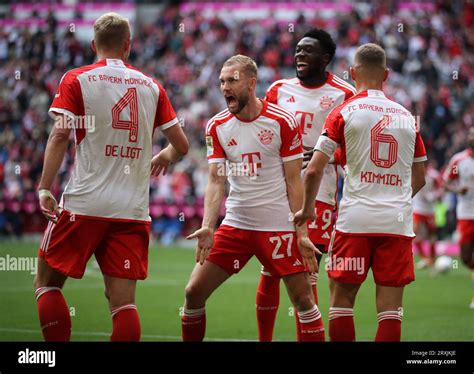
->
[354,43,386,69]
[94,12,131,51]
[223,55,258,78]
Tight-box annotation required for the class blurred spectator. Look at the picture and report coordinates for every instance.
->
[0,1,473,243]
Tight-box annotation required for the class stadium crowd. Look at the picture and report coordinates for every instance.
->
[0,1,473,241]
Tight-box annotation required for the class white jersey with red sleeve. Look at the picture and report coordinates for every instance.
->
[265,73,356,206]
[206,100,303,231]
[412,166,442,216]
[315,89,427,237]
[443,149,474,219]
[49,58,179,222]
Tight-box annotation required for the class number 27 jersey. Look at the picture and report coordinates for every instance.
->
[206,100,303,231]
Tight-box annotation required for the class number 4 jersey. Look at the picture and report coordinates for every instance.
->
[315,89,427,237]
[49,58,179,221]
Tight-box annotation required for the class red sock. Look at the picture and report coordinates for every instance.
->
[35,287,71,342]
[328,307,355,341]
[429,242,436,259]
[110,304,141,342]
[297,305,325,342]
[414,240,424,257]
[295,273,319,341]
[182,307,206,341]
[375,310,402,341]
[256,274,280,342]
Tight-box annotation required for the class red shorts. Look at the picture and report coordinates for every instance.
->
[38,210,150,280]
[207,225,307,277]
[327,230,415,287]
[413,213,436,232]
[307,201,336,251]
[458,219,474,246]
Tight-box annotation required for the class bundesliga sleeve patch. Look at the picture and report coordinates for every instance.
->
[315,135,337,158]
[206,136,214,157]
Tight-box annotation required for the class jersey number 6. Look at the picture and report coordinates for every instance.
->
[370,115,398,169]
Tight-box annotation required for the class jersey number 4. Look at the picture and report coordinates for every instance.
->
[370,115,398,168]
[111,88,138,142]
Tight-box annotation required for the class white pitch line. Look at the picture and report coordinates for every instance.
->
[0,327,257,342]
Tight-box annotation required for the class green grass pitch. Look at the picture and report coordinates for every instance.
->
[0,241,472,341]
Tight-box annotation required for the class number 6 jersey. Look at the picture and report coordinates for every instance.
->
[49,58,179,222]
[315,89,427,237]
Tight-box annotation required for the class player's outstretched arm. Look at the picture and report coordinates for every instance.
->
[411,161,426,197]
[151,124,189,177]
[38,114,71,223]
[187,162,226,265]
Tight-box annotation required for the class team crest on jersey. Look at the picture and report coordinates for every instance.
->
[320,96,335,110]
[258,129,274,145]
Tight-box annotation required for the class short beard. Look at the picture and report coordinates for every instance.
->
[228,93,249,114]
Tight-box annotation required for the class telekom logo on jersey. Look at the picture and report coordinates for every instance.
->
[295,111,314,134]
[220,152,262,179]
[242,152,262,176]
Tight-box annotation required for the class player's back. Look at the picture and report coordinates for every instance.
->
[49,59,178,221]
[331,90,426,236]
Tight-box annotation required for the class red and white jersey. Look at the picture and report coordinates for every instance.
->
[413,166,442,216]
[206,100,303,231]
[443,149,474,219]
[315,89,427,237]
[49,58,178,222]
[265,73,356,206]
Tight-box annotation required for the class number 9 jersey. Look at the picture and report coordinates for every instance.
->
[315,89,427,237]
[49,58,179,222]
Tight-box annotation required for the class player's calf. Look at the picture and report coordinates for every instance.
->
[256,271,280,342]
[110,304,141,342]
[375,285,404,342]
[104,276,140,342]
[328,279,360,341]
[283,272,325,342]
[34,258,70,342]
[182,262,231,342]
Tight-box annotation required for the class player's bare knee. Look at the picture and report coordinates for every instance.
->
[184,283,206,308]
[292,293,314,312]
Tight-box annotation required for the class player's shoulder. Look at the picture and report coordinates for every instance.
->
[267,77,299,91]
[327,91,366,118]
[326,72,357,97]
[206,109,233,133]
[265,101,298,130]
[382,94,412,113]
[449,149,472,164]
[123,63,162,87]
[61,61,107,82]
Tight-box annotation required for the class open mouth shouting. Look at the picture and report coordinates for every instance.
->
[225,94,238,111]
